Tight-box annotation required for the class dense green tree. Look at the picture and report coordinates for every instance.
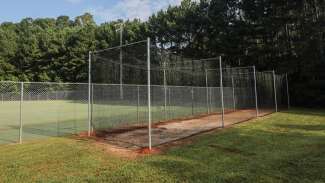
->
[0,1,323,106]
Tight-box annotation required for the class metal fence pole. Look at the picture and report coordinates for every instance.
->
[209,87,212,112]
[205,69,210,114]
[147,37,152,150]
[191,87,194,116]
[19,82,24,144]
[219,56,225,128]
[88,51,92,136]
[273,70,278,112]
[163,65,167,120]
[168,87,171,118]
[286,73,290,109]
[120,26,124,100]
[56,90,60,137]
[231,75,236,111]
[137,85,140,123]
[91,83,94,133]
[253,66,259,117]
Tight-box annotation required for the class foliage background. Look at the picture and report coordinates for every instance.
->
[0,0,324,107]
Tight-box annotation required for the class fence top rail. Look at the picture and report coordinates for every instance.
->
[258,70,275,74]
[206,66,255,71]
[92,83,237,89]
[93,40,148,53]
[94,55,148,70]
[0,81,21,84]
[1,81,257,89]
[0,81,89,85]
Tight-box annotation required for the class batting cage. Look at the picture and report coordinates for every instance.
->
[88,38,289,150]
[0,38,290,147]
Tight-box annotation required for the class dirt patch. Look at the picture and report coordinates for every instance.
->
[81,109,274,158]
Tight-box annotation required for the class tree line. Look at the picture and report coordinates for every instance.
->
[0,0,324,106]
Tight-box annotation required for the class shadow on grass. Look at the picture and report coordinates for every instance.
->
[276,124,325,131]
[141,117,325,183]
[281,108,325,117]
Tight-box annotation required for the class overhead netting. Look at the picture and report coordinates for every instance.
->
[90,39,287,148]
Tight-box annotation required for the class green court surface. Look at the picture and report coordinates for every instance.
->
[0,100,209,144]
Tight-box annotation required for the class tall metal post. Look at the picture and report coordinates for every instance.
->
[191,87,194,116]
[219,56,225,128]
[147,38,152,150]
[253,66,259,117]
[168,87,171,118]
[19,82,23,144]
[56,91,59,137]
[205,69,210,114]
[119,24,124,100]
[137,85,140,123]
[163,62,167,120]
[273,71,278,112]
[88,51,92,136]
[231,75,236,111]
[286,74,290,109]
[209,87,212,112]
[91,83,94,133]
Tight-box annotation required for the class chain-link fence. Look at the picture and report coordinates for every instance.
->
[0,81,88,144]
[89,39,290,149]
[0,39,290,148]
[0,82,21,144]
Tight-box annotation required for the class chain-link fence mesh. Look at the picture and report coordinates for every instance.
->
[0,40,290,147]
[0,82,21,144]
[256,71,277,114]
[275,74,289,110]
[22,82,88,141]
[0,82,89,144]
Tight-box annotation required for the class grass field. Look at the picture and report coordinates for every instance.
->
[0,108,324,182]
[0,100,209,144]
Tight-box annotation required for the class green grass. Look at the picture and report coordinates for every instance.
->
[0,108,324,183]
[0,100,208,144]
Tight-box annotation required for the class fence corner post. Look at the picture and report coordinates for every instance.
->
[147,37,152,150]
[88,51,92,137]
[273,70,278,112]
[286,73,290,109]
[253,66,259,117]
[19,82,24,144]
[219,56,225,128]
[205,69,210,114]
[231,75,236,112]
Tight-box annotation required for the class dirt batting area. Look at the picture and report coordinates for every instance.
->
[89,109,274,157]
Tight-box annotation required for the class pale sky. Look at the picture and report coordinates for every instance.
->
[0,0,183,24]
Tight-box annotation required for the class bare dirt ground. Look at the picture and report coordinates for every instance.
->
[91,109,273,156]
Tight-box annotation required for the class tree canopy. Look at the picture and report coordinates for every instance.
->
[0,0,324,106]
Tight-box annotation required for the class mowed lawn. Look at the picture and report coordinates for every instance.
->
[0,108,324,183]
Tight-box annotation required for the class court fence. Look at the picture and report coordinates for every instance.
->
[0,71,289,146]
[0,39,290,148]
